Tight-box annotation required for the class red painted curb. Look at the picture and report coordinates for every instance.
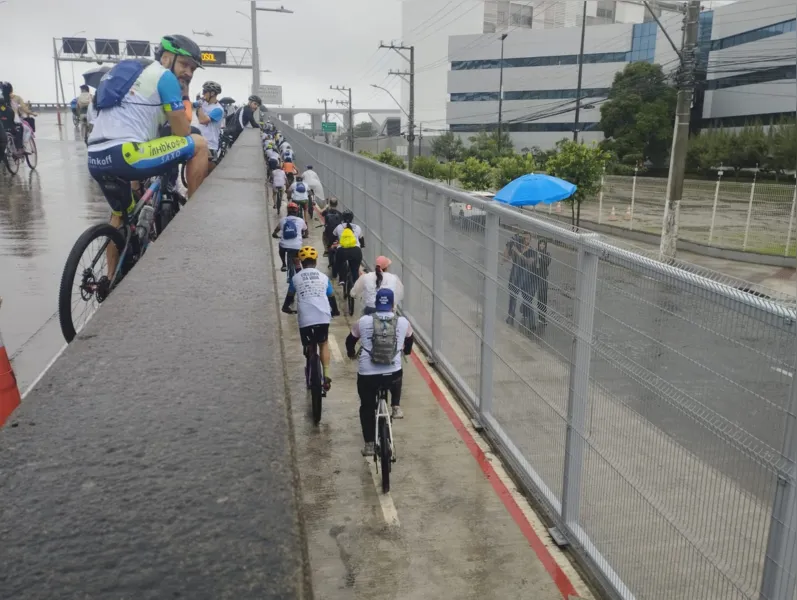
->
[409,352,580,600]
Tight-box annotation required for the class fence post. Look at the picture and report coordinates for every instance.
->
[597,167,605,225]
[743,164,758,251]
[759,302,797,600]
[432,193,446,361]
[402,183,413,313]
[786,181,797,258]
[629,167,638,231]
[477,211,500,427]
[561,234,599,527]
[709,166,723,246]
[378,172,389,261]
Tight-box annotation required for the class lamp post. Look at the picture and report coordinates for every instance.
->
[239,3,293,96]
[497,33,508,154]
[369,84,409,119]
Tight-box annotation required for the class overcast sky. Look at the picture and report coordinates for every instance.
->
[1,0,404,125]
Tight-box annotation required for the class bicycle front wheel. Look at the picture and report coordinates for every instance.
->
[379,417,391,493]
[58,223,126,343]
[310,354,323,425]
[24,137,37,170]
[3,136,20,175]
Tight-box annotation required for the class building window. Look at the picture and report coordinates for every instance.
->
[702,111,796,129]
[710,19,796,52]
[451,51,629,71]
[450,88,609,102]
[705,64,796,91]
[450,92,502,102]
[450,122,600,133]
[630,21,657,63]
[509,2,533,28]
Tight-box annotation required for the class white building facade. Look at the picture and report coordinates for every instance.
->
[400,0,668,135]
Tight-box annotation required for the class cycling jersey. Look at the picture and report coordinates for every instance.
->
[289,268,335,329]
[272,168,287,188]
[88,62,184,151]
[351,312,413,375]
[197,100,225,151]
[289,181,309,201]
[333,223,363,248]
[283,162,297,175]
[265,149,279,162]
[277,215,307,250]
[351,271,404,311]
[225,105,259,140]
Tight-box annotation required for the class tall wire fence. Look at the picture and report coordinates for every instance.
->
[281,121,797,600]
[557,172,797,257]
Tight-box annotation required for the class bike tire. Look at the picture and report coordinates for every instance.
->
[24,138,37,170]
[345,273,355,316]
[180,164,188,189]
[379,417,391,493]
[58,223,126,343]
[310,354,323,425]
[4,136,20,175]
[156,199,176,237]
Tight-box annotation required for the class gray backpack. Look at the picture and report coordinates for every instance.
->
[367,315,398,365]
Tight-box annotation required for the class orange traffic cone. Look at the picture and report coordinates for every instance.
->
[624,206,632,220]
[609,206,617,221]
[0,298,21,427]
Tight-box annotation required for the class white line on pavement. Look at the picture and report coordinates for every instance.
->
[365,456,401,527]
[327,333,344,363]
[772,367,794,378]
[21,343,68,401]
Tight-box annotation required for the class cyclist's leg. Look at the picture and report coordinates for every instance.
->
[349,247,363,284]
[278,245,287,270]
[389,368,403,408]
[184,134,209,196]
[313,324,332,386]
[336,248,348,284]
[357,373,378,446]
[11,123,23,153]
[207,149,218,175]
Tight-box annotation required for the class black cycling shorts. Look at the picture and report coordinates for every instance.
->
[300,324,329,347]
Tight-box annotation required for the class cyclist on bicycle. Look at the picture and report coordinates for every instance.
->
[283,158,298,195]
[271,201,308,275]
[333,210,364,287]
[282,246,340,391]
[351,255,405,315]
[195,81,225,172]
[346,288,414,453]
[224,95,262,146]
[301,165,325,204]
[289,175,311,222]
[0,82,23,158]
[77,84,92,128]
[87,34,209,278]
[320,196,342,261]
[271,162,287,209]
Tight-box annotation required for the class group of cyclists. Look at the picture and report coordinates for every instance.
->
[0,81,37,161]
[270,131,412,457]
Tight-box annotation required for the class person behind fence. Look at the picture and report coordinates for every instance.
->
[534,238,551,326]
[351,255,404,315]
[346,289,415,452]
[504,230,537,327]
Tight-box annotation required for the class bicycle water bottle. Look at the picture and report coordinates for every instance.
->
[137,205,155,247]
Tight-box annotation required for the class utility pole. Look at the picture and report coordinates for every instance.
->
[317,98,333,144]
[498,33,508,153]
[380,41,415,168]
[247,2,293,96]
[572,1,587,142]
[418,123,423,157]
[331,85,353,151]
[659,0,700,260]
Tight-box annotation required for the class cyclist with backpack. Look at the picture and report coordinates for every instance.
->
[289,175,311,222]
[346,288,415,453]
[320,197,342,263]
[333,210,364,287]
[271,201,308,279]
[282,246,340,392]
[86,34,209,279]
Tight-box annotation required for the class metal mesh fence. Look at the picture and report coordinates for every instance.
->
[287,125,797,600]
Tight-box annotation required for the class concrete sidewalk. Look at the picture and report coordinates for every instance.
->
[267,193,592,600]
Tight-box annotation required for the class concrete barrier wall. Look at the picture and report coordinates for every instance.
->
[0,130,312,600]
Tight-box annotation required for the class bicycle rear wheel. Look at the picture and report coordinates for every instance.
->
[346,272,355,316]
[379,416,391,493]
[24,137,37,170]
[58,223,126,343]
[3,135,20,175]
[309,352,323,425]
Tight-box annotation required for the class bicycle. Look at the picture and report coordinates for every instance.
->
[58,174,182,342]
[274,186,284,215]
[2,131,20,175]
[21,120,36,170]
[373,380,396,493]
[283,309,325,425]
[343,264,356,316]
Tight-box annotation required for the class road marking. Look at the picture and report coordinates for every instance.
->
[772,367,794,378]
[20,343,68,401]
[364,455,401,527]
[327,333,344,363]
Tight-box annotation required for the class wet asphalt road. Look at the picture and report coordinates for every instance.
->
[0,113,109,391]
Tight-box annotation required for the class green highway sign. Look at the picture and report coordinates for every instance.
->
[322,122,337,133]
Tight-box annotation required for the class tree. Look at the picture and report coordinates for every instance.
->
[354,121,377,138]
[492,153,538,189]
[374,148,406,169]
[599,62,677,167]
[457,157,493,191]
[430,132,465,162]
[545,140,610,227]
[731,124,769,176]
[410,156,439,179]
[686,128,732,173]
[771,120,797,179]
[467,130,514,163]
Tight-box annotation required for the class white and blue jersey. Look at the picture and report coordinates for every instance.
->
[289,268,334,328]
[88,62,184,151]
[197,100,225,151]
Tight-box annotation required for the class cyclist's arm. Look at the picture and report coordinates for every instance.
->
[350,273,366,298]
[302,224,309,238]
[159,72,191,137]
[345,321,361,357]
[403,320,415,355]
[271,225,281,237]
[199,105,224,127]
[245,107,259,129]
[327,280,340,317]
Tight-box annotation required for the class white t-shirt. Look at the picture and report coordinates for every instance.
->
[278,215,307,250]
[352,312,412,375]
[272,169,287,188]
[289,268,334,329]
[351,271,404,310]
[333,223,363,248]
[289,181,310,201]
[197,100,225,151]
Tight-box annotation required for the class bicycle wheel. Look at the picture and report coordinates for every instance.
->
[180,164,188,189]
[346,272,355,316]
[58,223,126,343]
[3,135,20,175]
[379,416,391,493]
[155,197,176,237]
[310,353,323,425]
[276,189,282,214]
[24,137,37,170]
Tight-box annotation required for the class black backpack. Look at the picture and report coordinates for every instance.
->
[324,209,343,234]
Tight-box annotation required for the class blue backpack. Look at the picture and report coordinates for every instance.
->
[282,218,299,240]
[296,183,306,194]
[95,60,146,110]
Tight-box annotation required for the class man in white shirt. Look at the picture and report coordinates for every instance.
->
[271,165,287,209]
[195,81,225,171]
[282,246,340,390]
[289,175,311,221]
[346,289,415,452]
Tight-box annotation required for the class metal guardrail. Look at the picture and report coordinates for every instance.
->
[280,120,797,600]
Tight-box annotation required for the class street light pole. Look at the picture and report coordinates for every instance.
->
[497,33,508,154]
[573,1,587,142]
[244,3,293,97]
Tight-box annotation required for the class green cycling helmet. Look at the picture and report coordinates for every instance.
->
[159,35,204,68]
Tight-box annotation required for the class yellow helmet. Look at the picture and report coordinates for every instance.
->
[298,246,318,261]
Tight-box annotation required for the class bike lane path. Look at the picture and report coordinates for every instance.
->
[268,196,592,600]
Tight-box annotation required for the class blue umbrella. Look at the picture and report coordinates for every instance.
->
[493,173,577,207]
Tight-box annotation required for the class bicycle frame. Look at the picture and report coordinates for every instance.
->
[110,177,162,285]
[374,387,395,459]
